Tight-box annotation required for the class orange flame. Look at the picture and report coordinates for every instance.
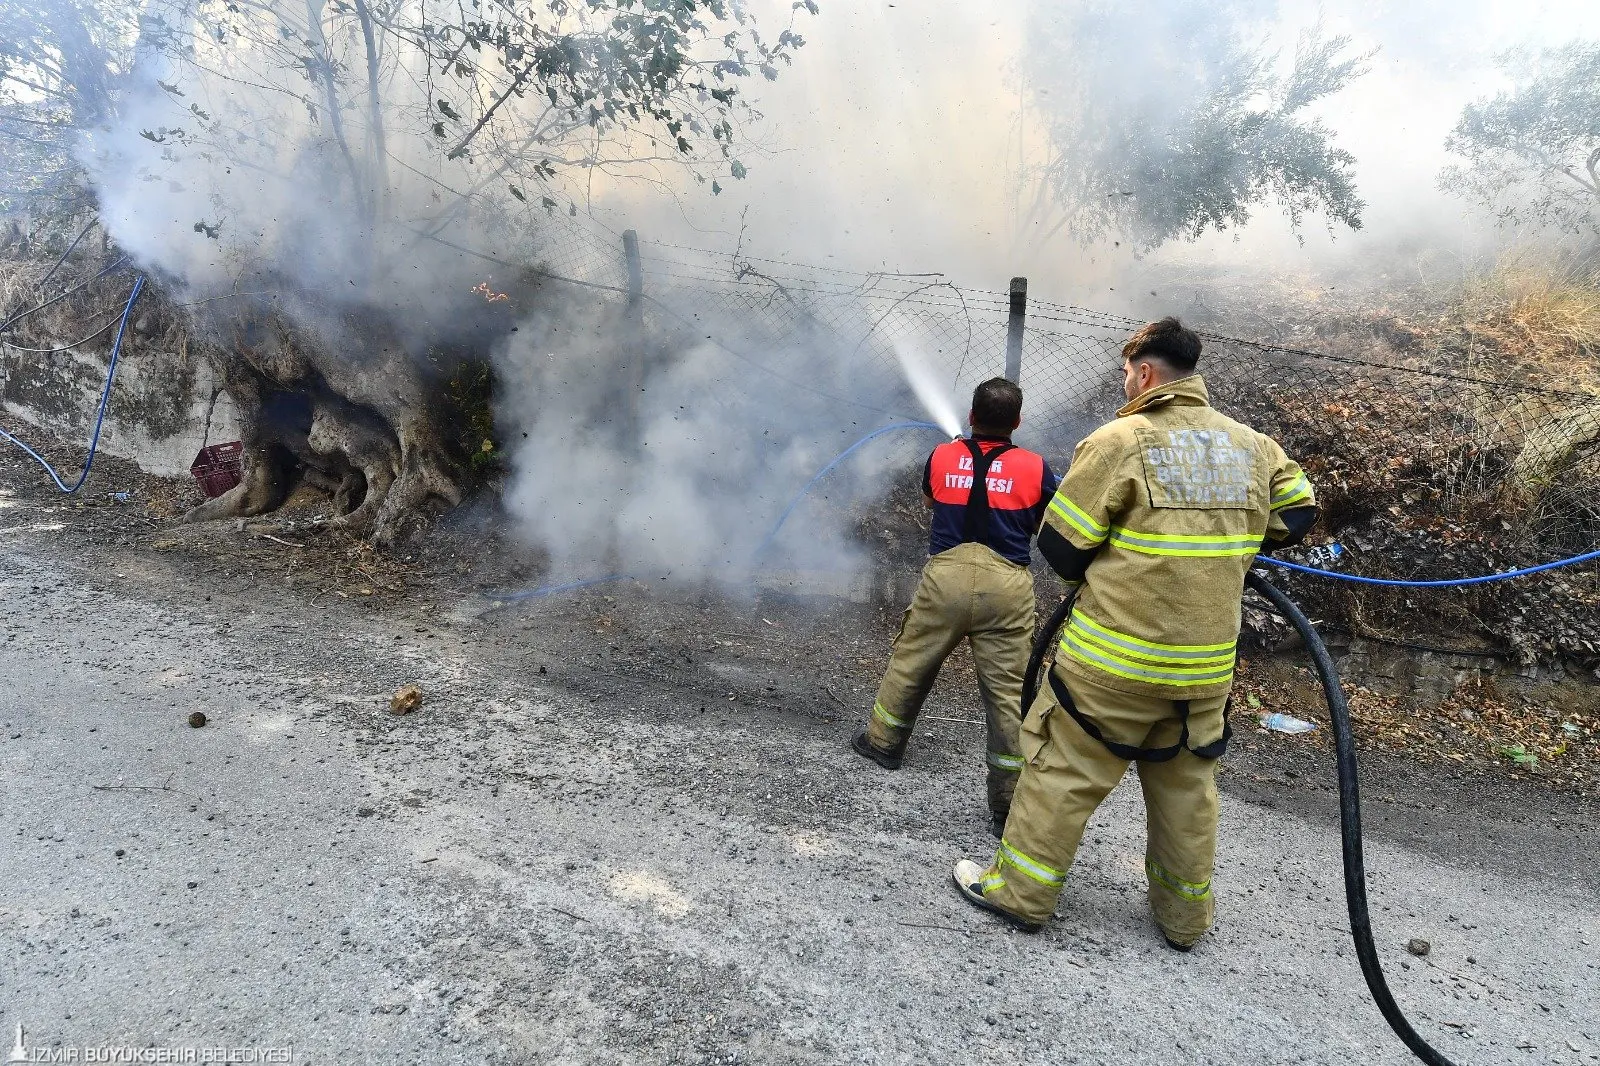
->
[471,281,510,304]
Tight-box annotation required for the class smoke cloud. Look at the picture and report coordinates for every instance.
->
[492,289,952,586]
[58,0,1600,588]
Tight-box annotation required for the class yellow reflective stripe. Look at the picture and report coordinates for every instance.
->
[1061,633,1235,687]
[1271,475,1313,510]
[997,839,1066,887]
[1146,858,1212,901]
[986,751,1024,772]
[1070,626,1236,668]
[872,701,907,729]
[1069,610,1236,663]
[1048,493,1108,543]
[1108,526,1260,557]
[980,872,1007,894]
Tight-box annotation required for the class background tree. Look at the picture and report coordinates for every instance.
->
[1440,41,1600,238]
[0,0,133,245]
[1017,0,1368,252]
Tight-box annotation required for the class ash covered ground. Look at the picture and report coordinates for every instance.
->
[2,443,1598,1065]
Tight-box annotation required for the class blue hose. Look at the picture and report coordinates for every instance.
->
[754,420,946,560]
[0,275,145,494]
[1258,549,1600,587]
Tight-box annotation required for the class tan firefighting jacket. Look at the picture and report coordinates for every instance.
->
[1045,375,1315,701]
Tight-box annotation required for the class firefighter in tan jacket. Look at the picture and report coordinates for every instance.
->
[953,317,1318,949]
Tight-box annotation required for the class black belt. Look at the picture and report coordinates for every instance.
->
[1048,669,1231,762]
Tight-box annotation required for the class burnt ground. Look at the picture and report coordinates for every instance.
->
[2,438,1599,1064]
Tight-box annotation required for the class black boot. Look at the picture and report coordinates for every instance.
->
[850,728,904,770]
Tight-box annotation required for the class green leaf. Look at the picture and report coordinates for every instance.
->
[1245,693,1262,710]
[509,185,526,201]
[729,159,747,179]
[1496,744,1538,768]
[711,179,722,195]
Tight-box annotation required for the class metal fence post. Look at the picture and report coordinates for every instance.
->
[622,229,644,312]
[621,230,645,456]
[1005,276,1027,383]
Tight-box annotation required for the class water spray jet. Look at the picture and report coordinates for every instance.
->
[892,342,963,439]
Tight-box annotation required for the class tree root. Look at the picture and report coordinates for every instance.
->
[180,315,469,547]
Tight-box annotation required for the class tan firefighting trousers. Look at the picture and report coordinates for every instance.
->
[865,542,1035,816]
[980,668,1229,945]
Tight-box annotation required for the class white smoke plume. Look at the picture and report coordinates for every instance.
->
[493,290,954,585]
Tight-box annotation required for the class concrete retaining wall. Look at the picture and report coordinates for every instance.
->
[0,330,240,480]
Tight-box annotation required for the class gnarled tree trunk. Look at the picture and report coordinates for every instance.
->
[182,291,490,547]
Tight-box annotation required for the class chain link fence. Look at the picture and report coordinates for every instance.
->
[519,211,1600,621]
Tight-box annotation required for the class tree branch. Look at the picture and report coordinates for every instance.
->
[304,0,368,219]
[351,0,389,229]
[445,65,530,160]
[0,72,74,102]
[0,113,71,128]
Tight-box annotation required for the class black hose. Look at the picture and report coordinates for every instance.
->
[34,218,99,290]
[1022,587,1076,712]
[1024,572,1459,1066]
[1244,570,1457,1065]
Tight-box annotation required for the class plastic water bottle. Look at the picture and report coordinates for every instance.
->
[1259,712,1316,734]
[1303,542,1345,568]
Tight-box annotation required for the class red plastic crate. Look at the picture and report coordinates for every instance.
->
[190,440,244,498]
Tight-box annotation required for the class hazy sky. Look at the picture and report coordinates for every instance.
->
[583,0,1600,304]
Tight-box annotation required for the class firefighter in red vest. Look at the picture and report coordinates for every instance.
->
[853,378,1060,835]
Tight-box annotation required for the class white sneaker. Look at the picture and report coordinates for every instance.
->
[951,858,1042,932]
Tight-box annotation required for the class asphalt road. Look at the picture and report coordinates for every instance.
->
[2,510,1598,1065]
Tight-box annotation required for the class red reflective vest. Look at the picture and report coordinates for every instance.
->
[924,436,1058,565]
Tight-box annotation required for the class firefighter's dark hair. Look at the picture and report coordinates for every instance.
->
[971,377,1023,431]
[1122,317,1202,372]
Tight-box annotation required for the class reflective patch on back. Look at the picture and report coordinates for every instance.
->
[1136,427,1257,509]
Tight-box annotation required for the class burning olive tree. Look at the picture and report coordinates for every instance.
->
[5,0,811,545]
[1017,0,1368,252]
[1441,41,1600,238]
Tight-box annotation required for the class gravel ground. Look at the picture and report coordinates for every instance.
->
[2,449,1598,1066]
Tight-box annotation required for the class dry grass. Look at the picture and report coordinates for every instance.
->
[1452,249,1600,386]
[0,255,123,346]
[1370,249,1600,511]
